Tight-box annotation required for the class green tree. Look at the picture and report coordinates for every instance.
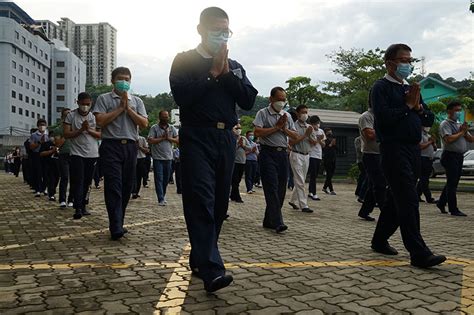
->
[86,84,113,101]
[285,76,322,107]
[239,115,255,135]
[324,47,387,113]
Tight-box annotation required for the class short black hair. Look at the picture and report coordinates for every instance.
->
[200,7,228,26]
[308,115,321,124]
[111,67,132,81]
[296,105,308,113]
[324,127,332,133]
[447,100,462,110]
[158,110,168,118]
[384,43,412,61]
[36,119,47,126]
[77,92,91,102]
[270,86,286,97]
[246,130,253,136]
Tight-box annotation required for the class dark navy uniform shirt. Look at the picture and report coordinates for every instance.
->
[169,45,258,127]
[372,74,434,145]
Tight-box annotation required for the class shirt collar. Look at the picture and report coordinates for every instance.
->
[111,90,132,100]
[296,119,307,127]
[196,44,213,59]
[267,104,282,115]
[384,73,409,85]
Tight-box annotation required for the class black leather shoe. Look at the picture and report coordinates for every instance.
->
[302,208,314,213]
[191,268,202,279]
[288,202,299,210]
[111,232,124,241]
[275,225,288,233]
[371,244,398,255]
[234,199,244,203]
[427,198,438,204]
[123,228,128,234]
[451,210,467,217]
[205,275,233,293]
[411,254,446,268]
[73,210,82,220]
[131,194,139,199]
[436,203,447,214]
[359,214,375,221]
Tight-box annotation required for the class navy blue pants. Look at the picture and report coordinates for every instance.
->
[373,143,431,259]
[153,159,172,203]
[355,162,368,198]
[99,140,137,236]
[359,153,386,217]
[307,157,321,195]
[245,160,258,192]
[70,156,96,211]
[259,148,288,228]
[180,127,235,285]
[439,151,463,213]
[417,157,434,201]
[31,152,45,193]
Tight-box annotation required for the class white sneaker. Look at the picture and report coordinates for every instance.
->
[68,202,74,207]
[164,200,168,204]
[60,202,67,208]
[247,191,253,194]
[35,192,41,197]
[159,201,166,206]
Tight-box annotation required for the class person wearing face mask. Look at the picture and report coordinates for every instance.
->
[93,67,148,240]
[230,124,251,203]
[437,101,474,216]
[370,43,445,268]
[53,108,75,208]
[39,129,60,202]
[64,92,101,220]
[245,130,259,194]
[288,105,315,213]
[322,128,337,195]
[29,119,49,197]
[169,7,257,293]
[307,115,326,201]
[253,87,298,233]
[417,126,437,204]
[148,110,179,206]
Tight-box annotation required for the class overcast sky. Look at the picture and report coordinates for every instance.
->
[15,0,474,96]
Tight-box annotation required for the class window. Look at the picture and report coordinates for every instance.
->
[56,72,65,79]
[32,71,35,79]
[19,65,23,73]
[42,103,46,109]
[12,60,16,69]
[45,53,48,60]
[12,46,16,54]
[42,78,45,85]
[37,88,40,95]
[26,82,29,89]
[37,100,41,107]
[12,76,16,84]
[56,84,65,90]
[32,112,35,118]
[32,98,35,105]
[15,31,19,40]
[32,84,35,92]
[25,110,29,117]
[19,108,23,115]
[20,51,24,59]
[42,90,45,97]
[34,45,38,53]
[56,95,65,101]
[12,90,16,98]
[28,41,32,48]
[56,61,65,67]
[19,93,23,101]
[40,50,43,57]
[11,106,16,113]
[335,136,347,156]
[425,83,435,89]
[22,36,26,44]
[19,79,23,87]
[25,69,29,76]
[26,96,29,103]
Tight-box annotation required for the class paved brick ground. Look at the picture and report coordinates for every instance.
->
[0,172,472,314]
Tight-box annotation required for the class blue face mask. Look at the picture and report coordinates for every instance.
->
[115,80,130,93]
[454,111,462,121]
[395,63,414,80]
[207,31,229,55]
[248,135,254,142]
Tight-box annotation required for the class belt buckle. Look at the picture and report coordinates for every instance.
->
[121,139,127,144]
[277,147,283,152]
[217,122,225,130]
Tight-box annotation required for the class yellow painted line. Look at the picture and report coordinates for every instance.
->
[154,243,192,315]
[0,216,184,251]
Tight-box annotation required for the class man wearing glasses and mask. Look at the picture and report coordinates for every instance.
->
[370,43,445,268]
[169,7,258,293]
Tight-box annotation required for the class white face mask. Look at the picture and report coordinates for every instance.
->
[299,114,308,122]
[38,126,46,132]
[235,129,242,136]
[79,105,90,113]
[424,127,431,132]
[272,101,286,112]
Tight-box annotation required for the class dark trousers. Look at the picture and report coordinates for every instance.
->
[230,163,245,201]
[254,162,261,185]
[355,162,368,198]
[100,140,137,235]
[260,148,288,228]
[22,158,30,184]
[245,160,258,192]
[45,159,60,198]
[417,157,434,201]
[288,161,294,189]
[143,155,151,186]
[323,159,336,191]
[58,154,73,203]
[13,159,21,177]
[70,155,96,211]
[372,143,431,259]
[308,157,321,195]
[132,157,147,196]
[31,152,45,193]
[153,159,172,203]
[180,127,235,285]
[438,151,463,213]
[175,161,182,194]
[359,154,386,217]
[93,159,102,187]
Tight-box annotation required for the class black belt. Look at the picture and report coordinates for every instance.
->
[260,145,288,152]
[102,139,136,144]
[291,150,309,155]
[181,121,233,130]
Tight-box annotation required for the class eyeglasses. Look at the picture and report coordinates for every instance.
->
[208,28,233,39]
[391,57,416,64]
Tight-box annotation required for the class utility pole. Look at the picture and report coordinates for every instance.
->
[421,56,426,77]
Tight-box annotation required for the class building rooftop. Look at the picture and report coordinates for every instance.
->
[307,109,361,127]
[0,1,35,25]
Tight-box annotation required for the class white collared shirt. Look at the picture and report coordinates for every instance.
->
[384,73,409,85]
